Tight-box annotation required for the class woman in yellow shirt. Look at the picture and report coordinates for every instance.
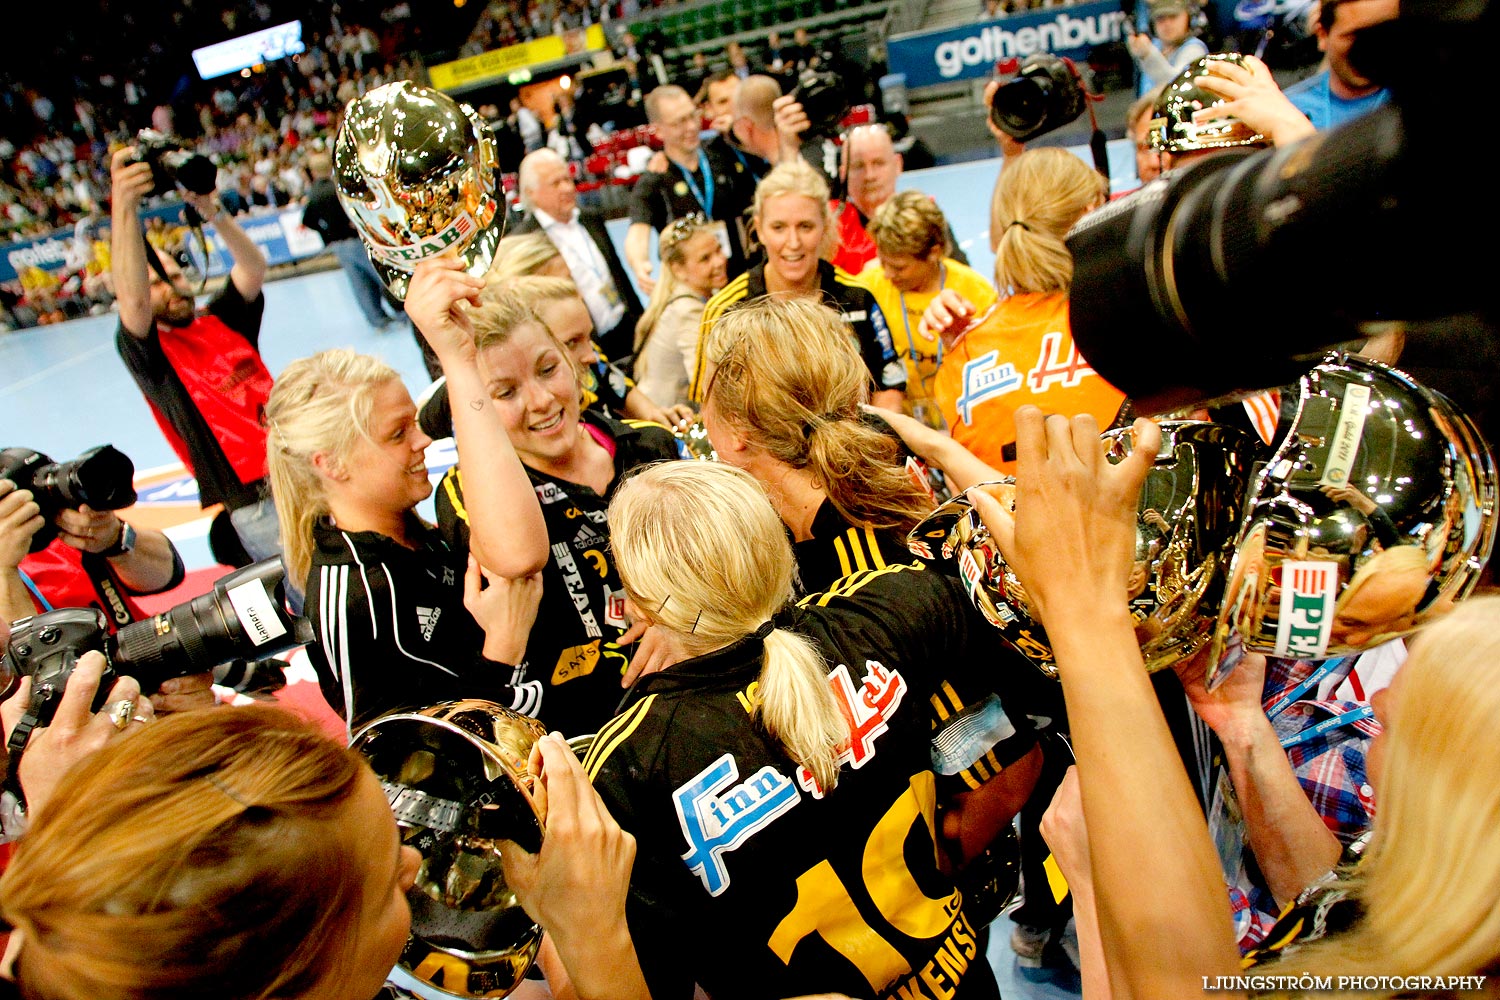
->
[861,191,997,429]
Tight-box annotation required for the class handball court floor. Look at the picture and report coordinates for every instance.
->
[1,149,1143,998]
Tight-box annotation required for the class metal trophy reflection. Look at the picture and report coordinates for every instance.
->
[1207,353,1498,687]
[908,421,1256,677]
[352,703,597,999]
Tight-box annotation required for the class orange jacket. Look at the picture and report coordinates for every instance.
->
[934,291,1126,473]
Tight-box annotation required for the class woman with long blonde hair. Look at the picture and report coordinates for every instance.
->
[632,214,727,410]
[924,148,1125,473]
[698,296,936,591]
[266,347,542,732]
[583,460,1028,1000]
[408,259,683,738]
[689,158,906,411]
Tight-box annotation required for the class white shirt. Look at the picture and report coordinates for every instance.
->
[535,206,627,336]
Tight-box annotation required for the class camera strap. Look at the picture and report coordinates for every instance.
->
[3,693,46,809]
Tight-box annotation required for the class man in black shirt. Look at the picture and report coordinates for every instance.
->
[624,85,758,294]
[109,146,278,566]
[301,151,402,329]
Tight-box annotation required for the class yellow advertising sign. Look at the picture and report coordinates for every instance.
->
[429,25,607,91]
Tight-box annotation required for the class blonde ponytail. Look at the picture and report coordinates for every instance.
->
[991,147,1108,296]
[702,296,934,536]
[608,462,848,788]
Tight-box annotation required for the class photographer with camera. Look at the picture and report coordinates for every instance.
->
[0,478,182,636]
[1128,0,1210,97]
[108,143,278,569]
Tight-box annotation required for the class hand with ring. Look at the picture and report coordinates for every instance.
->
[0,651,155,818]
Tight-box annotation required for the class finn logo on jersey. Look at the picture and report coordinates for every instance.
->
[675,753,800,896]
[955,350,1022,426]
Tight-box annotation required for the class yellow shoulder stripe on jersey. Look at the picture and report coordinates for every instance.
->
[622,418,672,433]
[797,561,923,607]
[441,468,468,524]
[690,273,752,400]
[584,694,658,780]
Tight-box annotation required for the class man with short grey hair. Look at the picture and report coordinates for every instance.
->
[513,147,642,362]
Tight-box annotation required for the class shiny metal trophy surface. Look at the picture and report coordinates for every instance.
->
[908,421,1255,677]
[672,415,717,461]
[1148,53,1267,154]
[352,701,547,998]
[334,81,506,300]
[1208,353,1497,687]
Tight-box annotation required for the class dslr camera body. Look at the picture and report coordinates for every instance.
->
[988,53,1088,143]
[791,66,851,138]
[131,129,217,199]
[2,558,311,785]
[0,445,138,554]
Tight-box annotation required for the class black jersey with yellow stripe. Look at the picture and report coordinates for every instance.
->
[584,563,1015,1000]
[794,499,923,595]
[690,259,904,403]
[433,410,684,738]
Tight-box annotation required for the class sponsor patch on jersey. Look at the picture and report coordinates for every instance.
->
[882,360,906,388]
[798,659,907,797]
[604,588,628,630]
[1026,330,1095,392]
[573,522,604,551]
[553,639,601,685]
[535,482,568,505]
[416,605,442,641]
[956,350,1022,426]
[552,542,603,638]
[675,752,799,896]
[1274,561,1339,658]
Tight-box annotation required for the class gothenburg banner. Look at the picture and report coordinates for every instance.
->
[886,0,1129,89]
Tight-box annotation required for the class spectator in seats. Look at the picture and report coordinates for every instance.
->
[512,147,643,363]
[409,265,683,737]
[785,27,815,72]
[633,214,728,410]
[764,31,789,75]
[626,85,758,292]
[108,147,280,569]
[923,148,1123,474]
[511,94,545,153]
[1127,0,1209,98]
[301,151,402,329]
[691,159,905,411]
[862,190,997,429]
[1280,0,1396,130]
[680,52,711,102]
[266,348,544,731]
[725,40,753,80]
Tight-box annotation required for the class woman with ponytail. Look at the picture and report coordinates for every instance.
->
[582,460,1033,1000]
[923,148,1126,473]
[266,346,543,734]
[697,295,937,592]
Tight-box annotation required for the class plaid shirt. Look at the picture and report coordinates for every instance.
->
[1227,656,1382,951]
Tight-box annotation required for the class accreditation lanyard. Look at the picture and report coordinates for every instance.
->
[679,150,715,218]
[17,570,53,612]
[1279,705,1376,750]
[897,264,946,369]
[1266,656,1353,719]
[1265,655,1376,749]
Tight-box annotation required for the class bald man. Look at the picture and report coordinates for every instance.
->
[829,124,967,274]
